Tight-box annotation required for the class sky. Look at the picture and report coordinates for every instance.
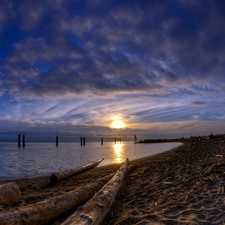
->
[1,0,225,142]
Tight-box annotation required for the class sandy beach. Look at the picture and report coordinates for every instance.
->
[1,139,225,224]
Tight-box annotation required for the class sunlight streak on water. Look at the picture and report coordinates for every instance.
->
[113,142,124,163]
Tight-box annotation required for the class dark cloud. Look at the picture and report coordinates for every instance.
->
[0,118,115,142]
[1,0,225,99]
[191,101,209,105]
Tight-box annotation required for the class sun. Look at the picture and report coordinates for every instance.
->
[111,120,125,129]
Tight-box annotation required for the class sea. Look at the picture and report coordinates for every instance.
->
[0,141,182,180]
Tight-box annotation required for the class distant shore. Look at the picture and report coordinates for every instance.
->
[1,138,225,224]
[136,133,224,143]
[136,138,185,143]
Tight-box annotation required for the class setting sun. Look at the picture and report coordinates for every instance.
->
[111,120,125,129]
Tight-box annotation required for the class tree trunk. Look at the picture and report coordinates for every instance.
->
[0,174,113,225]
[0,182,21,205]
[50,158,104,184]
[61,159,129,225]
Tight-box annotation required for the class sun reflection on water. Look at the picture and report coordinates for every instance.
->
[113,142,124,163]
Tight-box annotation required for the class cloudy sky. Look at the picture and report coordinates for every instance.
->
[0,0,225,142]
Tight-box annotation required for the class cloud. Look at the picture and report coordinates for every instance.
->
[1,0,225,100]
[191,101,209,105]
[0,92,224,141]
[0,1,16,31]
[1,0,225,140]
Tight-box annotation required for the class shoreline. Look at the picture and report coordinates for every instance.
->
[1,140,225,224]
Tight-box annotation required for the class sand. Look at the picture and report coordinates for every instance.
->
[1,139,225,224]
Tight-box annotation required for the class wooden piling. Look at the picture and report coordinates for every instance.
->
[56,136,58,147]
[80,137,83,146]
[114,137,116,144]
[134,135,137,142]
[83,137,85,146]
[18,134,20,147]
[23,135,25,147]
[101,137,103,145]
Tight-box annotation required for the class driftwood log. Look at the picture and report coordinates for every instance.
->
[0,182,21,205]
[126,163,137,174]
[50,158,104,184]
[0,174,113,225]
[61,159,129,225]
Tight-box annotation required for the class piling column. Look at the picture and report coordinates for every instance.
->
[80,137,83,146]
[56,136,58,147]
[23,135,25,147]
[83,137,85,146]
[114,137,116,144]
[18,134,21,147]
[101,137,103,145]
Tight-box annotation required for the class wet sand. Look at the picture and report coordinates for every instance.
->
[1,139,225,224]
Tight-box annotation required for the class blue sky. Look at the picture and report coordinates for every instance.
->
[0,0,225,142]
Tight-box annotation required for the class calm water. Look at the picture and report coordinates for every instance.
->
[0,141,182,180]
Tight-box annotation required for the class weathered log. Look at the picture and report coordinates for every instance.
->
[0,182,21,205]
[61,159,129,225]
[126,163,137,174]
[0,174,113,225]
[50,158,104,184]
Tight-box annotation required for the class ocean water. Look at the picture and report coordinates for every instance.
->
[0,141,182,180]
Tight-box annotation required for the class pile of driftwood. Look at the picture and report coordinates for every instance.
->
[0,158,135,225]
